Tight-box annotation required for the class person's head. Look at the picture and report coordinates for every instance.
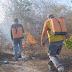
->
[47,14,54,19]
[14,18,19,24]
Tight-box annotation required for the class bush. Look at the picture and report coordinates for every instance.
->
[64,36,72,50]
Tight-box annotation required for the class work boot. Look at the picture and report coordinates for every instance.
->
[57,65,64,72]
[15,58,18,61]
[18,55,22,58]
[48,61,54,71]
[48,64,53,71]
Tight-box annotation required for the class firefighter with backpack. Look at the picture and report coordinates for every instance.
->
[11,18,24,61]
[41,14,67,72]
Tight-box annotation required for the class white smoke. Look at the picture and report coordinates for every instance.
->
[0,18,12,43]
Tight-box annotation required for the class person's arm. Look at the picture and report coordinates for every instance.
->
[63,36,66,42]
[41,21,48,46]
[21,25,24,33]
[11,26,13,40]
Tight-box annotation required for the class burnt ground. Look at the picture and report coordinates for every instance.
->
[0,45,72,72]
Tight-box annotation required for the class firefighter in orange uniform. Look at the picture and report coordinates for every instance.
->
[41,14,66,72]
[11,18,24,60]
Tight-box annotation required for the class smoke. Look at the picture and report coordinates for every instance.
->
[0,18,12,43]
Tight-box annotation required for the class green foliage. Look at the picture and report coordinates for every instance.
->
[64,36,72,50]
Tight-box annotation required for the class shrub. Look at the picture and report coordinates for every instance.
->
[64,36,72,50]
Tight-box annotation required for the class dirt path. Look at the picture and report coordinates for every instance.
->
[0,59,49,72]
[0,47,72,72]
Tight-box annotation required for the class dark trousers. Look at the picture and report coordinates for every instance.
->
[48,41,63,68]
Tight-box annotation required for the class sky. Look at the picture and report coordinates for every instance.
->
[57,0,72,7]
[0,0,72,23]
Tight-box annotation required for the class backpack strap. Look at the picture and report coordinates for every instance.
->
[48,28,54,35]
